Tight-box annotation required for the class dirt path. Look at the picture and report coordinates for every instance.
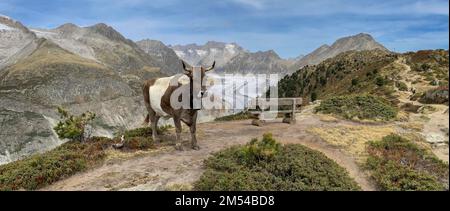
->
[44,113,376,191]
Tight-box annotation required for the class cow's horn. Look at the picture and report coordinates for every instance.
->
[181,60,192,72]
[205,61,216,72]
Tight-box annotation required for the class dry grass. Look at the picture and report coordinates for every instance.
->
[165,183,193,191]
[396,110,410,122]
[317,114,340,123]
[104,148,167,163]
[398,122,425,132]
[308,125,396,163]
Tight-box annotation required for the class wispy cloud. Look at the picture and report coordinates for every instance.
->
[231,0,266,9]
[0,0,448,57]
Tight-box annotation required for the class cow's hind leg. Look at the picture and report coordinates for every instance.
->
[151,114,160,142]
[173,117,183,151]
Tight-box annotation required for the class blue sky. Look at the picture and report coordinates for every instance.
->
[1,0,448,58]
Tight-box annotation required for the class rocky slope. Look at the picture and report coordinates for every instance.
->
[291,33,388,70]
[278,49,449,106]
[0,15,38,70]
[30,23,168,84]
[136,39,182,75]
[0,16,172,164]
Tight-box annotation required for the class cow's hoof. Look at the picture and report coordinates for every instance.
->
[175,143,184,151]
[192,145,201,150]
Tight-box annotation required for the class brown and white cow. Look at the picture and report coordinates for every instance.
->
[143,60,215,150]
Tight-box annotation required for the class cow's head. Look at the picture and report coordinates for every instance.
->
[181,60,215,98]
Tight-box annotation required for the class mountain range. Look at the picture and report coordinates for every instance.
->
[0,14,391,164]
[168,33,389,74]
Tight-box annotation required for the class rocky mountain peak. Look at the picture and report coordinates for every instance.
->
[136,39,182,75]
[254,50,281,60]
[54,23,79,32]
[0,15,35,35]
[1,15,38,70]
[291,33,389,70]
[137,39,166,49]
[87,23,129,44]
[332,33,387,51]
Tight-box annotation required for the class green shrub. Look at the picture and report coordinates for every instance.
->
[0,126,171,190]
[120,125,171,139]
[366,134,449,191]
[401,103,421,113]
[315,94,398,121]
[376,76,387,86]
[311,92,318,102]
[0,137,109,190]
[215,111,253,122]
[239,133,281,165]
[53,107,96,142]
[120,137,155,151]
[419,63,431,72]
[194,134,361,191]
[395,81,408,91]
[419,86,449,105]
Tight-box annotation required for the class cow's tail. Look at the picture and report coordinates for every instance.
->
[143,80,151,125]
[144,113,150,125]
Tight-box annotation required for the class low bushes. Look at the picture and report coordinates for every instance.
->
[194,133,361,191]
[395,81,408,91]
[366,134,449,191]
[401,103,422,113]
[0,137,109,191]
[214,111,253,121]
[419,86,449,105]
[315,94,398,121]
[0,126,168,191]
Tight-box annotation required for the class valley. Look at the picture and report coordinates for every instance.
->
[0,13,448,191]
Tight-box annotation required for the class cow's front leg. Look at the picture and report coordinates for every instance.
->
[190,124,200,150]
[173,117,183,151]
[190,112,200,150]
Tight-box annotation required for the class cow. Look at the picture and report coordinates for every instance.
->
[143,60,215,150]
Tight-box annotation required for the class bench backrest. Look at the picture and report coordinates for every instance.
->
[247,98,303,109]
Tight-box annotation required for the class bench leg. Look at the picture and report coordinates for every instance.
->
[251,113,265,126]
[282,113,296,124]
[252,119,265,126]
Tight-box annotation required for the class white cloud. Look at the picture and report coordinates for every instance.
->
[231,0,266,9]
[231,0,449,16]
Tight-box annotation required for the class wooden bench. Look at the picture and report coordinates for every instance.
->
[246,98,303,126]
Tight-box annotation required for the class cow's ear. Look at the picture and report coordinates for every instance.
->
[181,60,192,73]
[205,61,215,72]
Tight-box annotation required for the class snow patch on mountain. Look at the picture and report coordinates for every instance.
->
[225,44,236,54]
[0,14,12,20]
[174,50,185,57]
[196,49,207,57]
[0,23,14,31]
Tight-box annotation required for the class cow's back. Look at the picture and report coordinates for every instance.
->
[144,74,190,117]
